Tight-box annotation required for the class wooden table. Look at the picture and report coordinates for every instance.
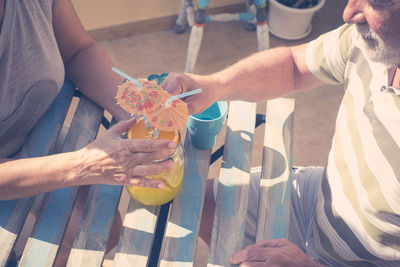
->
[0,80,294,267]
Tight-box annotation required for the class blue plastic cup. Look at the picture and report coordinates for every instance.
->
[187,101,228,149]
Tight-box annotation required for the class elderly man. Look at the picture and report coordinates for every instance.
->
[162,0,400,266]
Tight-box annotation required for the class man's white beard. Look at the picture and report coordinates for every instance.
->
[357,24,400,66]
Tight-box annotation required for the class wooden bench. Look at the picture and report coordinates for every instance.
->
[0,79,294,266]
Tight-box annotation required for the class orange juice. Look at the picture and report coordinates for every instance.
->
[126,118,184,206]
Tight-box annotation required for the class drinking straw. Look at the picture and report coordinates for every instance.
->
[112,67,142,89]
[166,88,202,106]
[143,114,150,129]
[152,128,159,138]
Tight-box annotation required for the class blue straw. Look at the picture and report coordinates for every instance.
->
[166,88,202,106]
[143,114,150,129]
[112,67,142,89]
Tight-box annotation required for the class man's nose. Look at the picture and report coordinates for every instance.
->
[343,0,366,24]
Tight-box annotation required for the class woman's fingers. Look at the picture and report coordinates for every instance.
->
[123,138,176,154]
[128,176,165,188]
[109,117,137,137]
[126,159,173,177]
[125,150,175,165]
[86,118,180,188]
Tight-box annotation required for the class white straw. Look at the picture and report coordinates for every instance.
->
[166,88,202,106]
[112,67,142,88]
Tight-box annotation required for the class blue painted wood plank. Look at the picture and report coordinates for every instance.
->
[158,131,212,266]
[63,117,123,266]
[256,98,295,241]
[16,79,76,158]
[208,101,257,267]
[66,184,123,266]
[19,93,104,266]
[0,80,75,267]
[114,199,161,266]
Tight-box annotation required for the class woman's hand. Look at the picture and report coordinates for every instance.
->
[161,72,219,115]
[78,118,177,188]
[229,239,326,267]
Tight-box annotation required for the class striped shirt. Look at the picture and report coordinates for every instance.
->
[306,24,400,266]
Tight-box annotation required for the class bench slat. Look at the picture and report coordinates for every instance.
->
[256,98,295,241]
[159,132,212,266]
[19,94,104,266]
[114,200,160,266]
[65,118,122,266]
[0,80,75,267]
[15,79,76,158]
[208,101,257,267]
[0,198,34,267]
[66,184,123,266]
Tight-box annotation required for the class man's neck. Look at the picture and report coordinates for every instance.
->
[392,67,400,88]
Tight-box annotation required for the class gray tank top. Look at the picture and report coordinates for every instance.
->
[0,0,64,157]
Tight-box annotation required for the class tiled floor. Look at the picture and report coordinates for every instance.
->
[97,0,347,265]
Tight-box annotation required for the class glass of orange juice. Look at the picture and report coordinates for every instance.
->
[125,117,184,206]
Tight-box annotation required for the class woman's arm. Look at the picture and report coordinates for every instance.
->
[0,119,176,200]
[52,0,129,121]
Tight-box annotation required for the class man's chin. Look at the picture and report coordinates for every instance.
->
[361,42,399,66]
[365,52,397,66]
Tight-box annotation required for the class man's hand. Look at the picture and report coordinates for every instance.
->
[79,118,177,188]
[161,72,219,115]
[229,239,326,267]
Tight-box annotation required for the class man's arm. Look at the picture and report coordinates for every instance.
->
[52,0,129,121]
[162,44,327,115]
[209,44,324,101]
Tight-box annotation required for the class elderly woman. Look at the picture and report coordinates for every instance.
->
[0,0,175,200]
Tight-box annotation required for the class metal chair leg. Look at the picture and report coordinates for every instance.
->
[246,0,257,31]
[184,0,209,73]
[185,24,204,73]
[174,0,194,34]
[183,0,270,72]
[255,0,270,51]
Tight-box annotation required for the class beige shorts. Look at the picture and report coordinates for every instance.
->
[213,165,324,248]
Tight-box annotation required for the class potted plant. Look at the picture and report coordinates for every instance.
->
[277,0,319,9]
[268,0,325,40]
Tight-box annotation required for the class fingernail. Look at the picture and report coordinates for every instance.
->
[157,182,165,189]
[168,142,176,148]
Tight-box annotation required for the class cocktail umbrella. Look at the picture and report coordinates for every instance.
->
[116,79,166,114]
[113,67,166,115]
[148,89,202,132]
[147,95,188,131]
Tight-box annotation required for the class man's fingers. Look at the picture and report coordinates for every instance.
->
[239,262,265,267]
[128,176,165,188]
[109,117,136,136]
[185,98,208,115]
[252,239,286,248]
[161,73,187,95]
[229,247,268,264]
[229,249,247,264]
